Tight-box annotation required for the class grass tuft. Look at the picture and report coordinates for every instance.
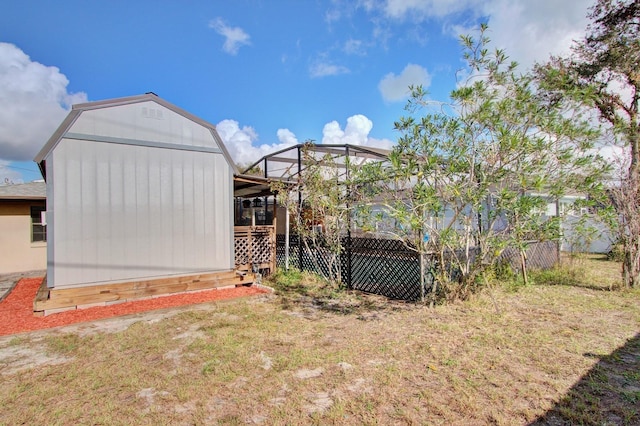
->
[45,333,82,355]
[529,265,586,287]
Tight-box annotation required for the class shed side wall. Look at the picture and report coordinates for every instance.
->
[49,138,233,289]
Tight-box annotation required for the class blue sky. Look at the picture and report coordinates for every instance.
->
[0,0,593,183]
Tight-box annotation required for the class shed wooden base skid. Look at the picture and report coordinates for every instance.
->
[33,270,255,315]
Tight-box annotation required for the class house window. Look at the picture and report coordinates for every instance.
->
[30,206,46,242]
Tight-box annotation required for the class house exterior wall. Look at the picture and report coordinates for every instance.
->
[45,100,234,289]
[561,215,613,254]
[0,200,47,274]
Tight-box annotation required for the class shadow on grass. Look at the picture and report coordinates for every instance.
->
[550,281,618,292]
[530,332,640,426]
[590,255,617,263]
[267,269,417,317]
[277,288,416,317]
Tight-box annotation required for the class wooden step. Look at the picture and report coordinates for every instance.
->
[33,270,255,314]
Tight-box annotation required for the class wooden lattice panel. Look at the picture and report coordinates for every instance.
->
[235,236,249,265]
[234,226,276,273]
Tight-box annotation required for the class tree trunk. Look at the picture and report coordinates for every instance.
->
[420,252,426,303]
[622,119,640,288]
[519,248,529,285]
[623,235,640,288]
[622,143,640,289]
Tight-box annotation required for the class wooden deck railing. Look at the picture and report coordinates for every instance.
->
[234,225,276,275]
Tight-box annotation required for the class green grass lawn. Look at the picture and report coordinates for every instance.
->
[0,254,638,425]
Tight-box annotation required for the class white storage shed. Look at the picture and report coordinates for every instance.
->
[34,93,238,295]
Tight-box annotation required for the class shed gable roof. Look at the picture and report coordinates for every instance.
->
[34,93,238,177]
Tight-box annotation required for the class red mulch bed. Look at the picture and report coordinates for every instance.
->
[0,277,269,337]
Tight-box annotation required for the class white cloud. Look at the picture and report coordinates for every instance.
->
[322,114,394,149]
[0,42,87,163]
[478,0,591,70]
[309,60,350,78]
[209,17,251,55]
[377,0,591,71]
[216,119,297,168]
[344,39,367,56]
[325,8,342,25]
[598,144,627,165]
[383,0,476,19]
[378,63,431,102]
[276,128,298,146]
[218,114,394,168]
[0,160,24,184]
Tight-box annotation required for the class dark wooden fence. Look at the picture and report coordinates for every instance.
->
[276,235,558,301]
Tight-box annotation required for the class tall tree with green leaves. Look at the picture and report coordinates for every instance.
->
[536,0,640,288]
[355,25,608,303]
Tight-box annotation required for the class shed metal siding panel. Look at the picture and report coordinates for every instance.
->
[69,101,220,150]
[49,137,233,289]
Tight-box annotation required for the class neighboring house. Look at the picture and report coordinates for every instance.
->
[562,214,613,253]
[34,93,240,306]
[537,193,613,253]
[0,181,47,274]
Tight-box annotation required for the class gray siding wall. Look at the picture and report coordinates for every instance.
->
[46,102,233,289]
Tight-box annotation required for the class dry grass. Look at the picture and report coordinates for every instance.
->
[0,255,638,425]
